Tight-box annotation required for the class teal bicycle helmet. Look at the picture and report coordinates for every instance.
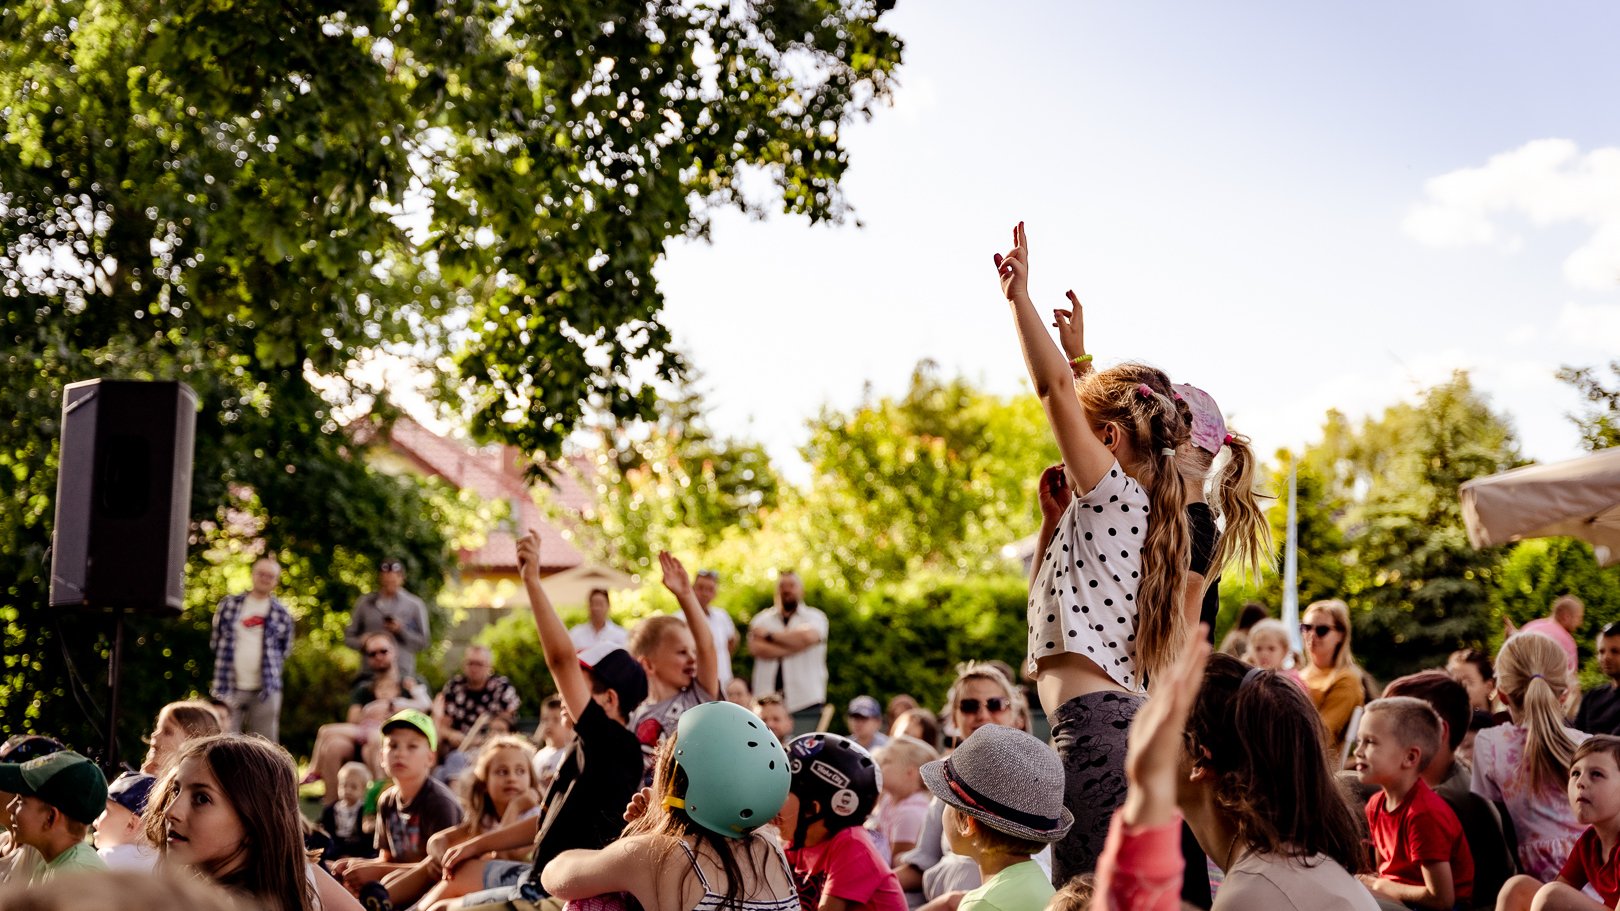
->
[667,701,790,838]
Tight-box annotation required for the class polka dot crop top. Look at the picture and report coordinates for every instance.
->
[1027,461,1150,693]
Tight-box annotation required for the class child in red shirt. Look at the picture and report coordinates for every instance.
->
[1498,734,1620,910]
[1353,697,1474,910]
[779,734,906,911]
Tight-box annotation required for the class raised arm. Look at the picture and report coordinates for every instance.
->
[994,222,1116,493]
[517,530,591,721]
[660,551,719,697]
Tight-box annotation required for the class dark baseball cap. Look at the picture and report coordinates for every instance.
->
[578,642,647,715]
[0,750,109,824]
[847,695,882,718]
[106,771,158,816]
[0,735,66,763]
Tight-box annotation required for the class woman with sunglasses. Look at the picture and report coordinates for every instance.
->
[892,664,1024,907]
[1298,599,1365,759]
[308,633,432,803]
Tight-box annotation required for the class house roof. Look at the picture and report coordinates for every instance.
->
[384,416,591,573]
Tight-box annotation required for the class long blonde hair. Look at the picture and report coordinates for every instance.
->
[1495,632,1577,794]
[1076,364,1192,680]
[1190,430,1272,582]
[462,735,536,831]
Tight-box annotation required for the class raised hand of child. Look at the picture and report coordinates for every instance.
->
[1038,463,1072,526]
[517,529,542,582]
[992,222,1030,303]
[623,786,653,822]
[659,550,693,600]
[1052,290,1086,362]
[1122,630,1212,829]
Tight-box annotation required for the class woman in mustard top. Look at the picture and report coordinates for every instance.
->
[1298,599,1364,759]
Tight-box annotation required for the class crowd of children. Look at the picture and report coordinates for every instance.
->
[8,221,1620,911]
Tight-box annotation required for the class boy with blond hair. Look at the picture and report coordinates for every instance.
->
[1352,696,1474,910]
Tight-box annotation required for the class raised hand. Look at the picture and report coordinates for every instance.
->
[659,550,693,601]
[992,222,1030,303]
[1052,290,1085,361]
[1121,630,1212,829]
[1038,463,1072,526]
[517,529,541,582]
[623,786,652,822]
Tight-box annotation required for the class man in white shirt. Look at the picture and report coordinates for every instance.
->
[209,558,295,741]
[747,570,828,735]
[692,569,738,684]
[568,587,629,649]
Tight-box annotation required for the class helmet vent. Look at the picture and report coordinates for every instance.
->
[747,741,759,748]
[746,721,759,728]
[769,760,776,770]
[739,808,754,818]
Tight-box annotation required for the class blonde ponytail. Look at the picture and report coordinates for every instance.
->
[1496,632,1577,794]
[1209,432,1273,583]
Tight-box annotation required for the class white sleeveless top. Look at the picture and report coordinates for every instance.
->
[1026,461,1150,693]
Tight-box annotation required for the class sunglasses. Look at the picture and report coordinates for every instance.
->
[958,697,1011,715]
[1300,623,1342,638]
[379,562,404,572]
[365,649,392,658]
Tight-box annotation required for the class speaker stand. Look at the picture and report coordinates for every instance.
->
[105,608,126,773]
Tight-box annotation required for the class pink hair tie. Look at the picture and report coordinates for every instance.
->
[1136,383,1154,398]
[1223,433,1234,446]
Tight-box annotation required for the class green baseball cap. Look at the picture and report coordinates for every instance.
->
[380,709,437,752]
[0,750,108,825]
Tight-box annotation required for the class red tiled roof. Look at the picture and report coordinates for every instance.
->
[385,417,587,573]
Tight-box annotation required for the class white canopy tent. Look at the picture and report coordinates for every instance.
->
[1460,447,1620,567]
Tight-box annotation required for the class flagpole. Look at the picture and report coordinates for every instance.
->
[1283,459,1302,654]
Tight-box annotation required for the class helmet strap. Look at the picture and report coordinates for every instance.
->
[663,796,687,810]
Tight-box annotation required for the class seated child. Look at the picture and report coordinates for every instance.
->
[1497,734,1620,911]
[780,733,907,911]
[0,750,109,882]
[1353,696,1474,910]
[867,736,938,864]
[319,761,378,861]
[755,693,795,746]
[921,724,1069,911]
[331,709,463,890]
[94,772,158,871]
[530,695,571,793]
[1242,619,1304,687]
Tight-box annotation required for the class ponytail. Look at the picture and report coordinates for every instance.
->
[1495,633,1577,794]
[1209,432,1273,582]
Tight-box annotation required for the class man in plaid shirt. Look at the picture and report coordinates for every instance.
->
[210,557,295,741]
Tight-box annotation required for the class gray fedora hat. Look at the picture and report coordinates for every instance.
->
[919,723,1072,843]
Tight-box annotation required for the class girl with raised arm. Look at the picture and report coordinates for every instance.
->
[994,222,1192,884]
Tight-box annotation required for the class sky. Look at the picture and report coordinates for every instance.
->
[647,1,1620,483]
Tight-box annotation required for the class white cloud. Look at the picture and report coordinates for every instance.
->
[1554,299,1620,350]
[1403,139,1620,291]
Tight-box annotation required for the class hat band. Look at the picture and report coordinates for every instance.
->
[942,759,1060,832]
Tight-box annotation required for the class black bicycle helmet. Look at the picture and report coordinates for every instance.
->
[785,733,881,846]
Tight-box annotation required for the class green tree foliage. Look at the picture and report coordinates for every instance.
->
[566,366,781,577]
[795,362,1058,590]
[1559,361,1620,451]
[0,0,903,459]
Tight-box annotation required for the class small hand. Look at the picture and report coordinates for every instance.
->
[382,615,402,633]
[1121,629,1212,828]
[659,550,693,601]
[1037,463,1071,525]
[517,529,542,582]
[1052,290,1085,361]
[623,786,653,822]
[992,222,1030,303]
[441,837,484,876]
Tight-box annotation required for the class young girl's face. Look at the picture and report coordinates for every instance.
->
[645,628,697,690]
[143,710,186,774]
[1246,635,1288,671]
[484,747,533,807]
[1570,751,1620,825]
[164,755,246,873]
[725,678,752,707]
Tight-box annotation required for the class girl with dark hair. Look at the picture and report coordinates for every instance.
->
[995,222,1194,882]
[144,734,359,911]
[540,701,798,911]
[1094,646,1376,910]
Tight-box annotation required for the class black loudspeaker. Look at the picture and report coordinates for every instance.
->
[49,379,197,614]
